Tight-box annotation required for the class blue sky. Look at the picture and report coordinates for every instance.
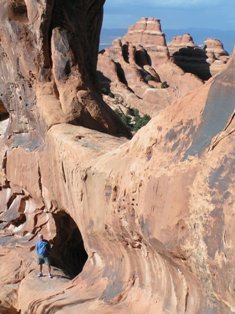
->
[103,0,235,31]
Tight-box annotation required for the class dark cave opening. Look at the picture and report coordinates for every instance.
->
[0,98,9,122]
[9,0,28,23]
[0,112,9,122]
[51,211,88,279]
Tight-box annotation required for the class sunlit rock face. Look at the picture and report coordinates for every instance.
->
[122,17,169,66]
[204,38,230,76]
[0,2,235,314]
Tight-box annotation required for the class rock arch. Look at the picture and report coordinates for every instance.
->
[51,210,88,278]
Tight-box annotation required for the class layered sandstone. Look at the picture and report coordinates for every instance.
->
[122,17,169,66]
[0,5,235,314]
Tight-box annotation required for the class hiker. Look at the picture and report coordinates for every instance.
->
[35,234,53,278]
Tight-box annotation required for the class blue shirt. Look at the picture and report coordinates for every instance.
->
[36,240,50,257]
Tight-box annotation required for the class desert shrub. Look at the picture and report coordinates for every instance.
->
[161,81,169,88]
[114,107,151,133]
[114,108,131,126]
[144,74,152,83]
[101,87,114,98]
[101,87,109,95]
[114,94,124,103]
[132,113,151,132]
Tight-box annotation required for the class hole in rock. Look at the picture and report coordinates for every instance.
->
[172,47,211,80]
[0,99,9,138]
[0,98,9,121]
[11,214,26,227]
[9,0,28,23]
[51,211,88,279]
[0,112,9,122]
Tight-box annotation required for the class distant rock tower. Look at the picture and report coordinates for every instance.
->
[168,33,196,56]
[122,18,169,66]
[204,38,230,75]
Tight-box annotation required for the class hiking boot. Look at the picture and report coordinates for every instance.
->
[37,272,43,277]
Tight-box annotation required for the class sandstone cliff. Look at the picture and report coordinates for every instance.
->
[0,5,235,314]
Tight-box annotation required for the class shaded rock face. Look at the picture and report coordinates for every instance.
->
[0,99,9,122]
[0,5,235,314]
[0,0,130,149]
[169,34,230,79]
[168,33,211,80]
[172,46,211,80]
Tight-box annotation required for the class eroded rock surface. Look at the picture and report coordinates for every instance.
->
[0,5,235,314]
[122,17,169,66]
[0,0,130,148]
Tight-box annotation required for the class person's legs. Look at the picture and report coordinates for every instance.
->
[37,256,44,277]
[48,264,52,278]
[45,257,53,278]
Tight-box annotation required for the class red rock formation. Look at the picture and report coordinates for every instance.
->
[0,0,130,146]
[204,38,230,75]
[123,17,169,66]
[168,33,196,56]
[1,47,234,314]
[0,5,235,314]
[97,33,203,116]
